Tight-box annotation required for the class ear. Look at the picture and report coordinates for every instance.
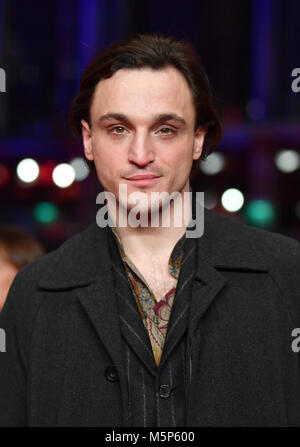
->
[81,119,94,161]
[192,126,207,161]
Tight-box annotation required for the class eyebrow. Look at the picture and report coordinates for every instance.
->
[98,113,186,126]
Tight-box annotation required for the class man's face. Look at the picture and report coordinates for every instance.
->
[81,66,206,212]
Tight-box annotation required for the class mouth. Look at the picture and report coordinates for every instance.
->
[124,174,161,187]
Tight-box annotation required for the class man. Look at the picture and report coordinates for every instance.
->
[0,34,299,427]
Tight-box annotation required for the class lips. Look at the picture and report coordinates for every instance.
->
[125,174,161,187]
[126,174,160,180]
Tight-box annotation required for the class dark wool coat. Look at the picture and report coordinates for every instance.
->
[0,208,299,427]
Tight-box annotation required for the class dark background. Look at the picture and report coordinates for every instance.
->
[0,0,299,251]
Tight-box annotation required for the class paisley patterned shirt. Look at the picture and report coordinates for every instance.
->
[111,228,185,366]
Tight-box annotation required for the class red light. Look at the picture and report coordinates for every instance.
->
[39,161,56,185]
[0,165,10,187]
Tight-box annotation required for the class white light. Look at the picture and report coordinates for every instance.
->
[221,188,244,212]
[200,152,226,175]
[52,163,75,188]
[16,158,39,183]
[275,150,300,173]
[69,157,90,181]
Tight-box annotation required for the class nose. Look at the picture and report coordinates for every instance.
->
[128,132,154,167]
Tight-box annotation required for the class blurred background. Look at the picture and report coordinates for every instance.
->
[0,0,299,252]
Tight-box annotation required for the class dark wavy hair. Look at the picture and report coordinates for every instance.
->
[70,33,222,170]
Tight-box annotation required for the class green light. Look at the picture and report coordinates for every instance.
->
[33,202,59,224]
[245,200,276,228]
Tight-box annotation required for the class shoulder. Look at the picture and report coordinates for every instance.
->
[0,223,108,364]
[205,209,300,306]
[8,222,99,286]
[13,222,110,289]
[206,208,299,260]
[0,222,107,324]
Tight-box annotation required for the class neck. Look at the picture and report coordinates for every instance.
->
[108,184,192,261]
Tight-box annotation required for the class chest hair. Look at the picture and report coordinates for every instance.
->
[132,255,178,302]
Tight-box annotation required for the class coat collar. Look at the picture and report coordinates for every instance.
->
[38,207,269,291]
[38,222,110,290]
[194,207,269,274]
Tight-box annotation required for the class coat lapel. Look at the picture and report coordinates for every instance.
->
[37,223,130,424]
[185,207,270,420]
[76,274,125,377]
[116,287,158,376]
[187,206,270,338]
[38,224,123,363]
[158,237,197,370]
[107,229,158,376]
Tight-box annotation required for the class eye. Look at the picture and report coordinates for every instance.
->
[111,126,128,134]
[158,127,176,135]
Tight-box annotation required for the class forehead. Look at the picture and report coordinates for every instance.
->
[90,66,195,122]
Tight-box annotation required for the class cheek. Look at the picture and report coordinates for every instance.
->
[92,139,121,177]
[91,144,128,194]
[161,140,194,172]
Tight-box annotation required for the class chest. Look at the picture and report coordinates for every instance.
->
[144,273,178,301]
[131,257,178,301]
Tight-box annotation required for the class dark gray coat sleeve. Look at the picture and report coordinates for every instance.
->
[259,231,300,326]
[0,261,43,427]
[0,274,27,425]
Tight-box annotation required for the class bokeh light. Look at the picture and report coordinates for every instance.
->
[221,188,244,212]
[33,202,59,224]
[245,199,276,227]
[204,190,218,209]
[16,158,39,183]
[52,163,75,188]
[200,152,226,175]
[70,157,90,181]
[274,149,300,173]
[0,164,10,187]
